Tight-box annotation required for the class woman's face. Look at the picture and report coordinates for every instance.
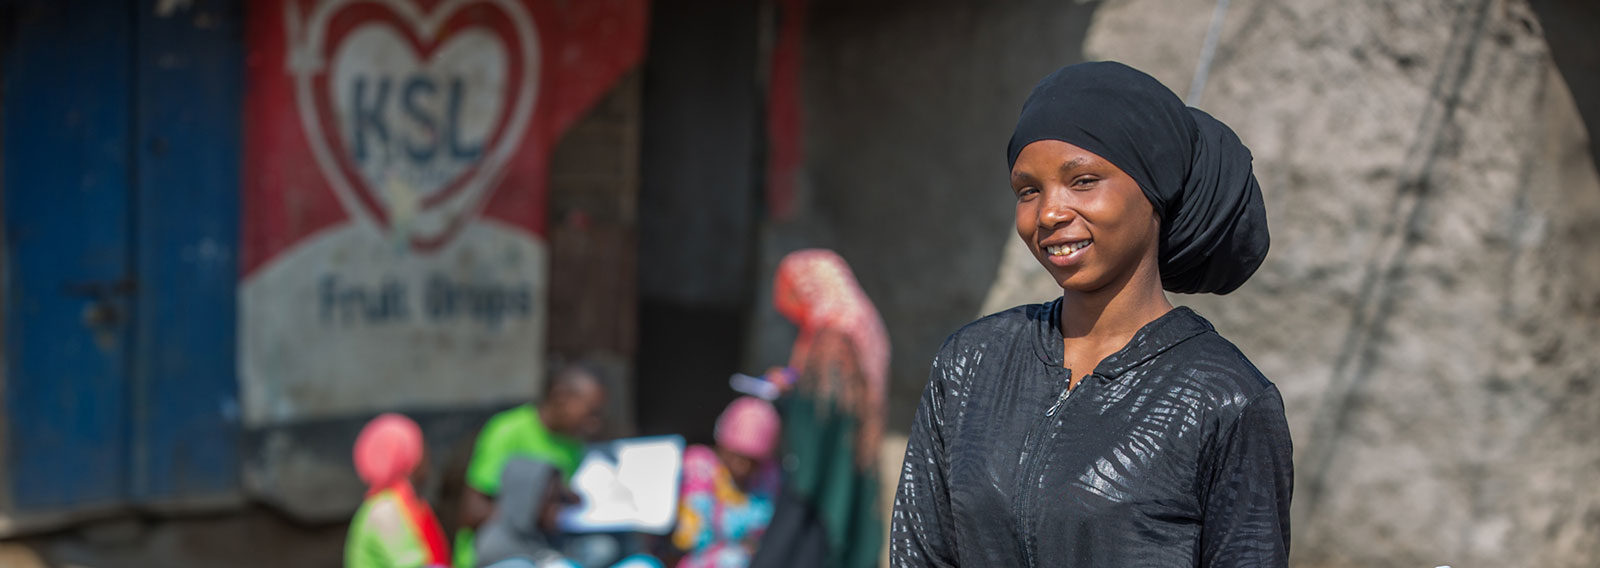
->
[773,274,806,326]
[1011,140,1160,293]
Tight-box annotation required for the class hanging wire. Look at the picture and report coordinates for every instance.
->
[1186,0,1233,106]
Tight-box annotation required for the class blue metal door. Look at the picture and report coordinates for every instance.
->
[3,0,138,512]
[130,0,243,506]
[3,0,243,516]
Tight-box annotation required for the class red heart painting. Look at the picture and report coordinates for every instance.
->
[290,0,539,250]
[242,0,648,272]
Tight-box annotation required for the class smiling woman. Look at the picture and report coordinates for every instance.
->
[1011,139,1161,299]
[890,62,1290,568]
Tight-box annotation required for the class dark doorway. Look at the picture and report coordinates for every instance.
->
[634,0,766,445]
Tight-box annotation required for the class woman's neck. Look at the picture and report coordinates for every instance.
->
[1059,259,1173,343]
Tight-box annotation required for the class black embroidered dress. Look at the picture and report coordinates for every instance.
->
[890,301,1293,567]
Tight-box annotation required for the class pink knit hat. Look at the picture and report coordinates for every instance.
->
[715,396,780,461]
[353,413,424,493]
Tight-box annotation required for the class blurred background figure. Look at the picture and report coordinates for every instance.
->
[476,458,663,568]
[671,396,781,568]
[457,363,612,568]
[347,413,450,568]
[751,249,888,568]
[771,249,889,469]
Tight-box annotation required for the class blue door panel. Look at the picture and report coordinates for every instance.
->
[3,0,136,511]
[131,0,244,502]
[3,0,247,514]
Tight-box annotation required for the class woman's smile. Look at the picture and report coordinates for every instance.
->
[1042,238,1092,266]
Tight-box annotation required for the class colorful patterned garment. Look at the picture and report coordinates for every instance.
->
[347,413,450,568]
[773,249,889,468]
[672,444,779,568]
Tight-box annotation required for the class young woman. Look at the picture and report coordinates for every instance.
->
[890,62,1291,567]
[347,413,451,568]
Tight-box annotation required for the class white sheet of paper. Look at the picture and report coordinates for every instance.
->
[557,435,684,535]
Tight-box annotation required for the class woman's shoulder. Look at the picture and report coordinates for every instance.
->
[921,302,1054,391]
[1168,324,1279,410]
[352,490,411,541]
[940,301,1055,351]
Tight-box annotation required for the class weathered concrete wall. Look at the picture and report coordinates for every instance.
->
[980,0,1600,565]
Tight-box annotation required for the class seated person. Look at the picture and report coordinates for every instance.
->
[476,458,662,568]
[347,413,451,568]
[457,362,611,568]
[671,397,781,568]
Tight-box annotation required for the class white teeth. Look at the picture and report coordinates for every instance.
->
[1047,240,1092,256]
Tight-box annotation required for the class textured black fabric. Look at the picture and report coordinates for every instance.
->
[890,302,1292,567]
[1006,61,1269,295]
[753,393,882,568]
[748,485,831,568]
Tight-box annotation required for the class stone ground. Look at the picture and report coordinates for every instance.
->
[1,508,346,568]
[0,441,910,568]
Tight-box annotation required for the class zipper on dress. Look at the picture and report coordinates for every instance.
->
[1016,368,1078,567]
[1044,384,1071,416]
[1045,371,1092,416]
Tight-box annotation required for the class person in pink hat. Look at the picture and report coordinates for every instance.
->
[669,396,781,568]
[346,413,450,568]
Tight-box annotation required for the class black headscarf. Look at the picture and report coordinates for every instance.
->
[1007,61,1269,295]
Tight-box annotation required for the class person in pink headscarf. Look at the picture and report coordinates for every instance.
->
[347,413,451,568]
[770,248,889,469]
[671,396,781,568]
[746,249,888,568]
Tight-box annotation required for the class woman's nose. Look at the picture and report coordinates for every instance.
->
[1039,188,1076,227]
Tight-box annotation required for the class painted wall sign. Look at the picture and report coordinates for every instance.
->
[242,0,647,426]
